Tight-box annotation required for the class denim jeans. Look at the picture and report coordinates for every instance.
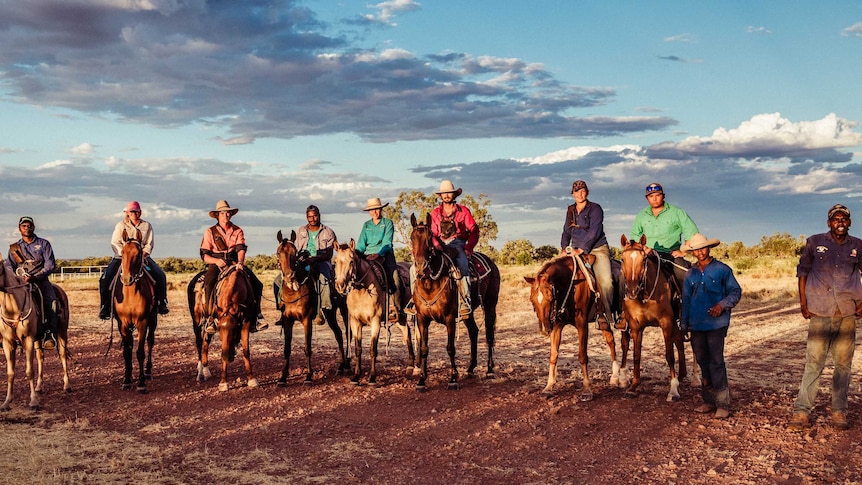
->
[690,326,730,408]
[793,315,856,414]
[590,244,614,324]
[444,238,470,277]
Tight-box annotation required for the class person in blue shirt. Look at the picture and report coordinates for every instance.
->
[680,233,742,420]
[356,197,397,294]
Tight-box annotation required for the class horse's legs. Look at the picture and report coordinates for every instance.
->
[446,317,460,390]
[369,317,381,386]
[145,316,156,380]
[303,319,313,384]
[663,323,681,402]
[278,319,293,386]
[462,314,479,376]
[543,324,563,396]
[121,325,134,390]
[415,317,430,391]
[241,325,258,389]
[58,331,72,392]
[325,308,349,375]
[0,341,14,410]
[483,303,497,378]
[24,339,39,409]
[218,328,231,392]
[619,328,631,389]
[624,329,644,397]
[34,345,44,393]
[135,322,148,393]
[576,319,593,402]
[399,319,417,375]
[600,328,622,387]
[350,317,363,385]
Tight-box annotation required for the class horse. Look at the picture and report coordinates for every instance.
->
[618,234,687,401]
[275,229,349,385]
[409,212,500,391]
[332,239,416,385]
[391,261,417,374]
[0,249,71,409]
[111,229,158,393]
[188,264,258,392]
[525,254,622,401]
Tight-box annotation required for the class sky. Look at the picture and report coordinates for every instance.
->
[1,0,861,259]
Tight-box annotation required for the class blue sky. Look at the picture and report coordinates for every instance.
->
[1,0,861,259]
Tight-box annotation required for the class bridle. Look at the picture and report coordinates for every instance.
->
[277,239,311,305]
[622,244,662,303]
[411,224,449,282]
[120,239,146,286]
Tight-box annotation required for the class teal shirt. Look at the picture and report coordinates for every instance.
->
[631,202,699,253]
[356,217,394,257]
[307,229,319,256]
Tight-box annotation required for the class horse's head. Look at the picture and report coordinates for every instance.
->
[215,268,253,350]
[276,230,301,290]
[7,243,35,276]
[410,212,434,275]
[120,229,145,286]
[524,257,582,336]
[620,233,648,300]
[332,239,358,296]
[524,269,554,336]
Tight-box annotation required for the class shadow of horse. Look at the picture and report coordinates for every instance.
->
[619,234,687,401]
[409,213,500,391]
[525,254,622,401]
[275,229,350,386]
[188,266,258,392]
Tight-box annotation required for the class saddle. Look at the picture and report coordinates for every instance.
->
[361,254,390,293]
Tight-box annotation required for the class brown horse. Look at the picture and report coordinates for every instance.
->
[619,234,687,400]
[275,229,349,385]
[409,213,500,391]
[189,265,258,392]
[6,243,73,398]
[525,255,622,401]
[112,229,158,393]
[332,239,416,385]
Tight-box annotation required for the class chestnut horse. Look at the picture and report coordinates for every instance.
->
[189,265,258,392]
[112,230,158,393]
[7,243,73,397]
[409,213,500,391]
[525,255,622,401]
[275,229,349,385]
[619,234,687,401]
[332,239,415,385]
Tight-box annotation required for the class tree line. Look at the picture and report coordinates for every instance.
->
[55,191,807,272]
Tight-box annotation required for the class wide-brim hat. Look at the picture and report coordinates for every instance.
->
[362,197,389,211]
[209,200,239,218]
[435,180,463,197]
[681,233,721,251]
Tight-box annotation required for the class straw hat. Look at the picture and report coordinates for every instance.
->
[681,233,720,251]
[208,200,239,218]
[435,180,463,197]
[362,197,389,211]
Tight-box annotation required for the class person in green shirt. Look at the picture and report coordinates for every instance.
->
[356,198,397,294]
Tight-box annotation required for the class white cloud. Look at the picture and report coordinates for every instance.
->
[664,33,696,43]
[70,142,95,155]
[746,26,772,34]
[367,0,422,26]
[841,22,862,37]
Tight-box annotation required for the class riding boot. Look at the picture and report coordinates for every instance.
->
[203,292,218,335]
[98,275,111,320]
[595,295,611,331]
[458,276,472,322]
[250,300,268,333]
[42,301,60,350]
[404,265,417,315]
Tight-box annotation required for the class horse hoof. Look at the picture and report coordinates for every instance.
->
[412,368,421,377]
[145,374,153,381]
[137,387,148,394]
[624,390,638,399]
[277,380,287,387]
[247,378,259,389]
[415,384,427,393]
[65,387,74,393]
[485,372,496,380]
[579,392,594,402]
[122,383,132,391]
[218,383,229,392]
[350,379,360,386]
[447,382,460,390]
[666,394,680,403]
[302,378,313,386]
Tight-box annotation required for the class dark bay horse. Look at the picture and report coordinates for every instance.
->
[275,229,349,386]
[332,239,416,385]
[525,254,621,401]
[409,213,500,391]
[189,265,258,392]
[112,230,158,393]
[619,234,687,400]
[7,244,73,397]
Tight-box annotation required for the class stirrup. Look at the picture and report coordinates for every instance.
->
[42,331,57,350]
[403,301,416,316]
[205,317,217,335]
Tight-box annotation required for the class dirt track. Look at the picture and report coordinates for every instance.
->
[2,274,862,484]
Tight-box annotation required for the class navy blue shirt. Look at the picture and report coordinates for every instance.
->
[797,232,862,317]
[561,200,608,252]
[681,258,742,331]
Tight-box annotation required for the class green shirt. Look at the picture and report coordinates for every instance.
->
[631,202,699,253]
[356,217,394,257]
[307,229,319,256]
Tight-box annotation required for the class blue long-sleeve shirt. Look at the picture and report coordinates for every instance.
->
[8,236,56,281]
[560,201,608,252]
[797,231,862,317]
[681,258,742,331]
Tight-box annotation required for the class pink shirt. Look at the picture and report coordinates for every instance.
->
[430,203,479,252]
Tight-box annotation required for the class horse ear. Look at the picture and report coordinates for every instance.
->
[424,212,431,226]
[410,213,417,227]
[349,239,355,250]
[123,230,130,243]
[639,234,647,246]
[290,230,296,242]
[277,230,283,243]
[620,234,628,246]
[523,276,535,285]
[136,228,143,241]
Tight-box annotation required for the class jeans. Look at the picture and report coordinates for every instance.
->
[690,326,730,408]
[444,238,469,277]
[590,244,613,324]
[793,314,856,414]
[101,256,167,301]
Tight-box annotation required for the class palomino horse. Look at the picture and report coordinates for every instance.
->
[619,234,687,401]
[275,229,349,385]
[525,254,622,401]
[332,239,415,385]
[112,229,158,393]
[189,265,259,391]
[409,213,500,391]
[0,251,72,409]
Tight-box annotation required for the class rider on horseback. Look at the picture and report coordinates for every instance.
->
[200,200,266,333]
[356,197,397,294]
[561,180,614,331]
[430,180,479,322]
[99,201,170,319]
[627,182,699,329]
[8,216,59,350]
